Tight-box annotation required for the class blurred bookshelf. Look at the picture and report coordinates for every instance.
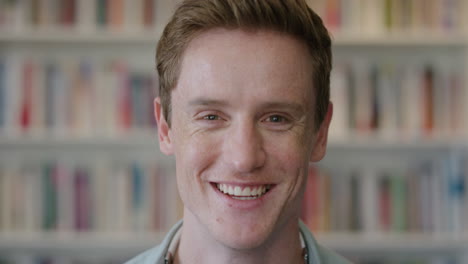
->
[306,1,468,263]
[1,0,468,264]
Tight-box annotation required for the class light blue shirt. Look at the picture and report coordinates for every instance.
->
[125,220,351,264]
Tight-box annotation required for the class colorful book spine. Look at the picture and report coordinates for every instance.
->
[349,173,362,231]
[330,58,464,139]
[301,165,319,231]
[309,0,464,34]
[77,0,96,32]
[74,167,92,231]
[20,60,33,132]
[108,0,124,30]
[44,62,57,129]
[378,175,391,232]
[131,162,147,231]
[422,66,435,135]
[42,163,58,230]
[390,172,407,232]
[1,57,157,137]
[302,154,467,234]
[60,0,76,26]
[1,0,158,31]
[143,0,154,28]
[0,58,5,129]
[96,0,107,28]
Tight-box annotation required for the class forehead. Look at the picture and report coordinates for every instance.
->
[175,28,315,107]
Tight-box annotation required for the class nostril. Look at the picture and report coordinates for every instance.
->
[223,124,266,173]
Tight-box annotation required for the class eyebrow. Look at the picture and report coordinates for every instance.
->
[258,102,305,114]
[188,98,230,107]
[188,98,305,114]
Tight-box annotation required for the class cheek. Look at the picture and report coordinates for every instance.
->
[173,130,221,181]
[265,134,310,194]
[266,132,310,166]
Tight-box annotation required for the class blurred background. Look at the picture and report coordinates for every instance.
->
[0,0,467,263]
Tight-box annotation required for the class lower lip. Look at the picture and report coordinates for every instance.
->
[210,183,274,210]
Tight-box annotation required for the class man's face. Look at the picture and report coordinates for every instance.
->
[155,29,331,249]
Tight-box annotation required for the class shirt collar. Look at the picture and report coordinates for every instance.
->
[164,227,182,264]
[164,228,308,264]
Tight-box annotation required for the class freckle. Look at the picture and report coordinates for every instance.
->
[216,218,223,224]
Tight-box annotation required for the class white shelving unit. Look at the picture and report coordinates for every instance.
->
[317,233,468,254]
[0,38,466,262]
[0,232,164,259]
[332,33,467,47]
[0,31,156,43]
[0,30,466,46]
[2,232,468,258]
[1,0,468,263]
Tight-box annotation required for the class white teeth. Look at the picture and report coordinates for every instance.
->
[234,186,241,196]
[233,196,257,200]
[252,187,259,196]
[253,187,260,196]
[216,183,270,198]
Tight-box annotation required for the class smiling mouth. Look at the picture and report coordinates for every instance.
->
[215,183,272,200]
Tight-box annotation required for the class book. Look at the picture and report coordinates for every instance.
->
[322,0,465,34]
[60,0,76,26]
[96,0,107,28]
[20,59,33,133]
[390,171,407,232]
[304,152,468,235]
[77,0,96,32]
[143,0,155,29]
[422,65,435,135]
[74,166,92,231]
[329,63,350,140]
[42,163,58,231]
[4,55,21,137]
[330,57,463,139]
[56,162,73,231]
[108,0,124,30]
[378,174,391,232]
[0,58,5,130]
[30,58,45,135]
[0,56,158,137]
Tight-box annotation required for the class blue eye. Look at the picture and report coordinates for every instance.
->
[204,115,220,121]
[267,115,286,123]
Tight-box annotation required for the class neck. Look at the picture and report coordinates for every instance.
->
[175,210,304,264]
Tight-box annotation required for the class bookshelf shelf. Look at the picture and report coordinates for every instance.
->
[1,232,467,258]
[328,138,468,151]
[0,31,466,47]
[317,233,468,254]
[0,232,165,258]
[0,137,465,153]
[332,33,467,47]
[1,0,468,263]
[0,136,159,149]
[0,136,174,163]
[0,30,162,44]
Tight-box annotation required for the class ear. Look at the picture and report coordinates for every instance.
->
[310,102,333,162]
[154,97,174,155]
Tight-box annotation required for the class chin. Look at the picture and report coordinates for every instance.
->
[217,233,268,250]
[211,219,274,250]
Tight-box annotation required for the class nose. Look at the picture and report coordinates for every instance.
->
[223,120,266,174]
